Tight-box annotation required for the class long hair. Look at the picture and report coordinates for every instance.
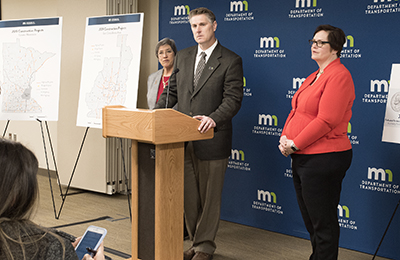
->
[0,139,65,260]
[0,139,39,220]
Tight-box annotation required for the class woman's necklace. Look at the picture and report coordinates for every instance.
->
[162,76,169,89]
[311,69,323,86]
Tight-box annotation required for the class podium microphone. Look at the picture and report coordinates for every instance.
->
[166,68,179,109]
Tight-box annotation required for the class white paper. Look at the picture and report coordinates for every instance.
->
[0,17,63,121]
[76,14,144,128]
[382,64,400,144]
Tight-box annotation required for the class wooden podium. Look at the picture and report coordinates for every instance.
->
[102,106,213,260]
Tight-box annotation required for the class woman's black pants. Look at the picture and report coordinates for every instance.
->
[291,149,352,260]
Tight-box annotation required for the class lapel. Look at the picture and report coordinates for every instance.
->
[185,47,197,95]
[292,71,318,108]
[191,43,222,97]
[148,69,163,108]
[294,59,340,105]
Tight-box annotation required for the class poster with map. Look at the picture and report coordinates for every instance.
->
[382,64,400,144]
[76,13,143,128]
[0,17,62,121]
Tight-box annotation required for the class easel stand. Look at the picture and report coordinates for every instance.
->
[2,120,104,220]
[37,119,64,219]
[102,106,213,260]
[372,198,400,259]
[37,119,92,219]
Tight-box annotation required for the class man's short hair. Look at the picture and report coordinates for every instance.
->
[189,7,216,24]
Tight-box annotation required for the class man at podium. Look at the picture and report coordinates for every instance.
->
[155,7,243,260]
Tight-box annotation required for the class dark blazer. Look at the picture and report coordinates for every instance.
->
[156,42,243,160]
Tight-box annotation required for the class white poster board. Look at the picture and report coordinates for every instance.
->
[0,17,63,121]
[382,64,400,144]
[76,13,143,129]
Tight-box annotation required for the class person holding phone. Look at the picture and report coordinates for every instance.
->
[73,240,105,260]
[0,138,105,260]
[74,226,107,260]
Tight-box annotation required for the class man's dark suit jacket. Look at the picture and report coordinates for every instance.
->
[156,42,243,160]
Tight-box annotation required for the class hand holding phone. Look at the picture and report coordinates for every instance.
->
[75,226,107,260]
[81,242,105,260]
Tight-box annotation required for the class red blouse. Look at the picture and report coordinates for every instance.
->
[282,59,355,154]
[157,76,170,102]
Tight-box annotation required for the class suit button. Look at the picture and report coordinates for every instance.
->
[189,112,193,116]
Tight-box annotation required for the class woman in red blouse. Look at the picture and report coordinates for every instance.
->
[278,25,355,260]
[146,38,177,109]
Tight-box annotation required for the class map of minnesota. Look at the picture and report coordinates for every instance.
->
[85,34,133,119]
[1,39,55,113]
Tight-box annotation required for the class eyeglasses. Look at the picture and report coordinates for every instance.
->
[309,39,330,47]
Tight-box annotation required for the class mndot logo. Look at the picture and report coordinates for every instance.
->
[347,122,360,145]
[337,204,349,218]
[231,149,245,161]
[360,166,400,194]
[230,1,248,11]
[258,114,278,126]
[228,149,251,171]
[260,37,280,48]
[341,35,362,59]
[284,76,305,99]
[169,5,190,24]
[225,1,254,22]
[254,36,286,58]
[286,77,305,99]
[338,204,357,230]
[174,5,190,16]
[292,77,305,89]
[252,189,283,215]
[257,190,276,203]
[368,167,393,182]
[295,0,317,8]
[362,78,389,104]
[343,35,354,48]
[370,79,389,92]
[289,0,324,18]
[253,113,282,136]
[242,76,253,97]
[365,0,400,15]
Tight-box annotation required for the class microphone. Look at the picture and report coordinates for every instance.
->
[166,68,179,109]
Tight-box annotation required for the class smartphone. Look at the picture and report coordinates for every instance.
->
[75,225,107,259]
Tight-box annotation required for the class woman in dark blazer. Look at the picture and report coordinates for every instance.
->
[146,38,177,109]
[278,25,355,260]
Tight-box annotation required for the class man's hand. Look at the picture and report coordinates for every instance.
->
[193,115,216,134]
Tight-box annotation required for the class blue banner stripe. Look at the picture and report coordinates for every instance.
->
[0,17,60,28]
[88,14,141,25]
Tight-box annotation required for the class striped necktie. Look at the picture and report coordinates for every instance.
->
[193,52,206,90]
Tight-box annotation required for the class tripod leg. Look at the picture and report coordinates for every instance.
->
[2,120,10,138]
[372,198,400,259]
[37,119,58,219]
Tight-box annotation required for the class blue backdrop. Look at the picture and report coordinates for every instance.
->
[159,1,400,259]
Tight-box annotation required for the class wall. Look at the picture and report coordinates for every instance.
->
[159,0,400,259]
[0,0,159,193]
